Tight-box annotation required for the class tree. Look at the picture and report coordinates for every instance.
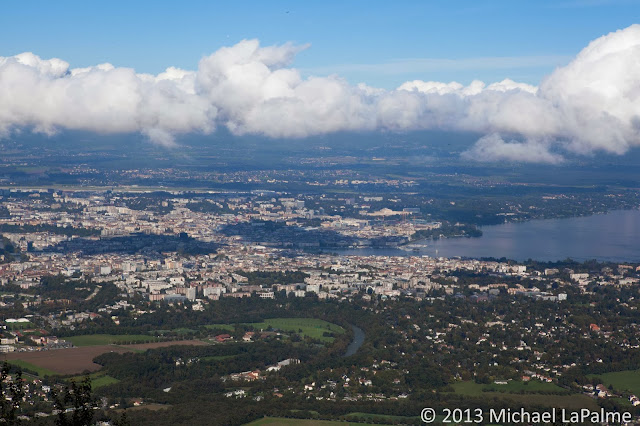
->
[53,376,97,426]
[113,411,131,426]
[0,362,25,425]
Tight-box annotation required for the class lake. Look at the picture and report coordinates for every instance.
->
[334,209,640,262]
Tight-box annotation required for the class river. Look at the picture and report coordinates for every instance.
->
[333,209,640,262]
[343,324,365,357]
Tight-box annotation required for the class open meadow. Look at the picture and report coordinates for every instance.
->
[593,369,640,396]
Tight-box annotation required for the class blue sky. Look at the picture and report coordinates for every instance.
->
[2,0,638,88]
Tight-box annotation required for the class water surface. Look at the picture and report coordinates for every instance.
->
[344,324,365,357]
[334,209,640,262]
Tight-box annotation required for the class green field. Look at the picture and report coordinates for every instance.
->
[92,374,119,388]
[7,359,57,377]
[69,371,120,389]
[593,369,640,395]
[451,380,569,396]
[206,318,345,343]
[246,417,375,426]
[66,334,160,346]
[243,318,345,342]
[6,322,34,330]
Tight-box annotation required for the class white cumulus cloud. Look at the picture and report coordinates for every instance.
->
[1,25,640,162]
[461,134,564,164]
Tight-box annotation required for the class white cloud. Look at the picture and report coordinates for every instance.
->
[0,52,215,143]
[461,134,564,164]
[1,25,640,162]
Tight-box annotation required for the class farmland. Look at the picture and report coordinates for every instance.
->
[4,346,130,375]
[4,340,208,375]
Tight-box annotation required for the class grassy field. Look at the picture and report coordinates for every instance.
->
[593,369,640,395]
[92,374,119,388]
[451,380,569,396]
[7,359,58,377]
[244,318,345,342]
[205,318,345,343]
[246,418,376,426]
[6,322,34,330]
[67,334,160,346]
[69,371,120,389]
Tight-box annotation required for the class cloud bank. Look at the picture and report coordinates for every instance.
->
[1,25,640,161]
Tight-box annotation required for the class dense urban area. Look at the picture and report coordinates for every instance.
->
[0,184,638,425]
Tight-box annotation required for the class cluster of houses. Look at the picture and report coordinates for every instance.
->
[222,358,300,384]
